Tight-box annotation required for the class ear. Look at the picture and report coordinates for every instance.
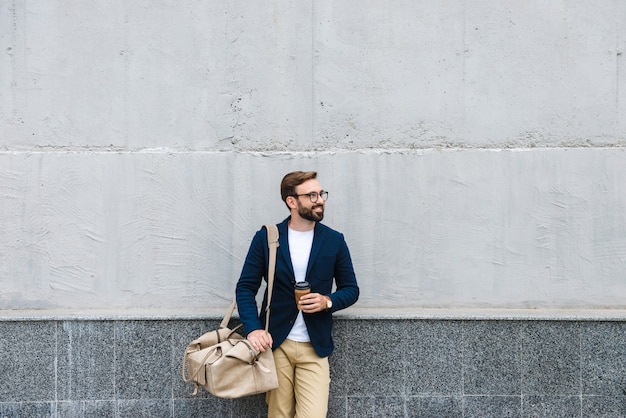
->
[286,196,298,209]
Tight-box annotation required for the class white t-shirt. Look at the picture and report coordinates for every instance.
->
[286,227,314,342]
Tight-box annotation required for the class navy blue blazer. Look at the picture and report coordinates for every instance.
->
[236,218,359,357]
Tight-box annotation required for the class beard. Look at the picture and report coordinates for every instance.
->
[298,202,324,222]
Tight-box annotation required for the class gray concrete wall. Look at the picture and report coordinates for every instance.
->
[2,1,626,315]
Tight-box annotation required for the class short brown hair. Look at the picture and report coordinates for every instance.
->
[281,171,317,208]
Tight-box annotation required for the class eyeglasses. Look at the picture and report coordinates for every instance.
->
[291,191,329,203]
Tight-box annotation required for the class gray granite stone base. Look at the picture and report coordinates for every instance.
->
[1,318,625,417]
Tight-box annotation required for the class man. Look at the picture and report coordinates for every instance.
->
[236,171,360,418]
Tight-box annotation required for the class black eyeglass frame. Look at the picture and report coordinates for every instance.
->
[291,191,329,203]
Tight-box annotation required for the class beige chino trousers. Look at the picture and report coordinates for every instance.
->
[266,339,330,418]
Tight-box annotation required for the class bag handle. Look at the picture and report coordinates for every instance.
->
[220,224,279,332]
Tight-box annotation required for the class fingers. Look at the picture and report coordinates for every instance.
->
[247,330,273,352]
[299,293,326,313]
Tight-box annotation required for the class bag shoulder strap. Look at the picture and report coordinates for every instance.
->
[263,224,279,332]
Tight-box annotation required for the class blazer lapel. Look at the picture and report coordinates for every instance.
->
[306,223,326,278]
[277,219,295,278]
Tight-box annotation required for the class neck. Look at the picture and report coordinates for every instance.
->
[288,215,315,232]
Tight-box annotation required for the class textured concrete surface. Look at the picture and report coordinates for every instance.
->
[1,1,625,314]
[2,1,625,150]
[1,149,625,312]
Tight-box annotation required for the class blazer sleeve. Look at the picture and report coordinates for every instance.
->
[235,228,267,335]
[330,233,360,311]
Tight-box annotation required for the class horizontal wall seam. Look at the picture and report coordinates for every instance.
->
[1,145,626,155]
[2,308,626,322]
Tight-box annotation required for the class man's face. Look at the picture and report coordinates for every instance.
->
[294,179,325,222]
